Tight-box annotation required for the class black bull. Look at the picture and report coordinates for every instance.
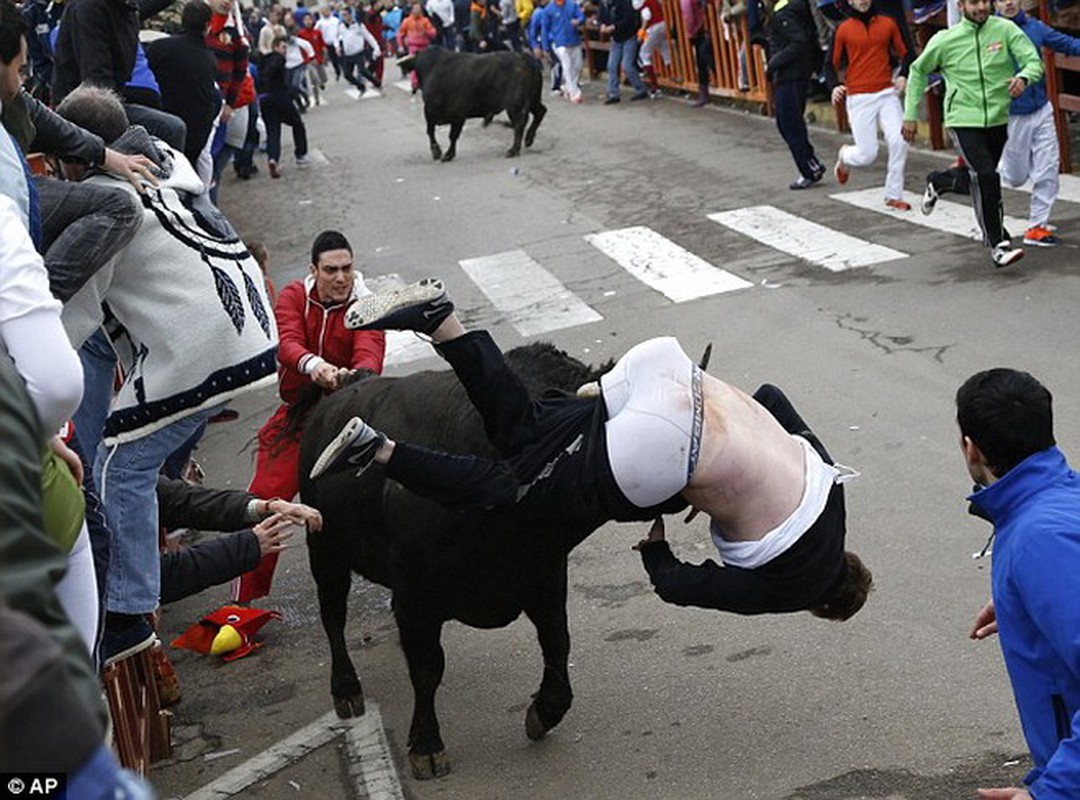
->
[410,46,546,162]
[298,343,612,780]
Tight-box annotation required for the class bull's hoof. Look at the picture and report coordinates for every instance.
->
[440,152,456,163]
[430,149,442,161]
[332,693,366,719]
[409,750,452,780]
[504,148,521,158]
[525,701,549,741]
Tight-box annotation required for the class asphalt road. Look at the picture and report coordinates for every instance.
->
[151,70,1080,799]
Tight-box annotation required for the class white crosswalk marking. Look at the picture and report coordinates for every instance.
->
[384,331,436,368]
[585,226,752,301]
[708,205,908,271]
[343,87,382,100]
[830,188,1028,242]
[459,249,603,337]
[1012,172,1080,206]
[393,79,413,93]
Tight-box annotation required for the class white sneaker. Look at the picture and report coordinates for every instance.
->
[921,180,939,215]
[991,241,1024,268]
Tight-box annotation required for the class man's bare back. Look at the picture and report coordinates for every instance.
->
[683,374,807,542]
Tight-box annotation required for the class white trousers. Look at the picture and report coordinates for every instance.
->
[639,22,671,67]
[839,87,907,201]
[56,522,100,657]
[601,337,701,507]
[554,44,583,101]
[999,102,1059,228]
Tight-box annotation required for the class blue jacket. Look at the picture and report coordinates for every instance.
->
[527,3,548,48]
[1004,10,1080,115]
[969,446,1080,800]
[541,0,583,49]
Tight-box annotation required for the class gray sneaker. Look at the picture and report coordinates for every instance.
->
[344,278,453,333]
[309,417,387,480]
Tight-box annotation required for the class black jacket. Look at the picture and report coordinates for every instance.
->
[598,0,640,43]
[51,0,177,103]
[156,476,262,604]
[146,32,220,166]
[766,0,822,82]
[2,90,106,166]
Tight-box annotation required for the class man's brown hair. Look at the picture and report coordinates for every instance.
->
[809,551,873,622]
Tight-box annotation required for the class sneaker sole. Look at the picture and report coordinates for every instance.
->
[344,279,446,330]
[103,632,158,668]
[993,250,1025,268]
[310,417,366,480]
[1023,238,1058,247]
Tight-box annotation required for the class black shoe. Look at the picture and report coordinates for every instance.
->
[102,613,156,667]
[309,416,387,479]
[789,174,822,190]
[629,90,649,101]
[604,96,620,105]
[344,278,453,333]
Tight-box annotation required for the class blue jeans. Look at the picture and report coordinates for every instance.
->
[606,38,647,99]
[68,745,155,800]
[97,408,218,614]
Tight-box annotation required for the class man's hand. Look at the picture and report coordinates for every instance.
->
[901,120,917,143]
[266,499,323,532]
[49,434,83,486]
[976,788,1032,800]
[1007,76,1027,98]
[220,104,235,124]
[313,362,341,390]
[969,599,998,640]
[633,518,666,551]
[252,513,295,556]
[831,84,846,105]
[893,75,907,95]
[102,148,158,194]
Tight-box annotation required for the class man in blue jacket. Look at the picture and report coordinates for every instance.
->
[959,368,1080,800]
[995,0,1080,248]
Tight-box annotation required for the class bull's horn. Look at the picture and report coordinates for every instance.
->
[699,343,712,372]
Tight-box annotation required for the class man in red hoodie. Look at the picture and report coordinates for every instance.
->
[234,230,386,602]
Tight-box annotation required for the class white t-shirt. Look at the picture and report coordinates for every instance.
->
[316,14,344,46]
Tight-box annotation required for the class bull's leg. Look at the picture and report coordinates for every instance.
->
[505,110,525,158]
[396,607,451,779]
[441,120,464,162]
[524,103,546,149]
[522,566,573,740]
[313,555,366,718]
[426,117,442,161]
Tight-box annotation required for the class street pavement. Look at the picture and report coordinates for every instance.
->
[151,70,1080,799]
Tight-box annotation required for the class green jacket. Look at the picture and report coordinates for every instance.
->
[904,15,1043,128]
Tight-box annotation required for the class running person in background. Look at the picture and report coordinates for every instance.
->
[831,0,911,210]
[902,0,1042,268]
[994,0,1080,248]
[634,0,670,96]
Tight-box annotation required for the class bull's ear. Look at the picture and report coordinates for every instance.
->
[699,343,712,372]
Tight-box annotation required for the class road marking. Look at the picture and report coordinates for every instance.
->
[584,226,752,300]
[384,330,437,367]
[393,79,413,93]
[184,703,403,800]
[707,205,908,271]
[1011,172,1080,206]
[343,87,383,100]
[830,187,1028,242]
[304,147,331,166]
[459,249,603,336]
